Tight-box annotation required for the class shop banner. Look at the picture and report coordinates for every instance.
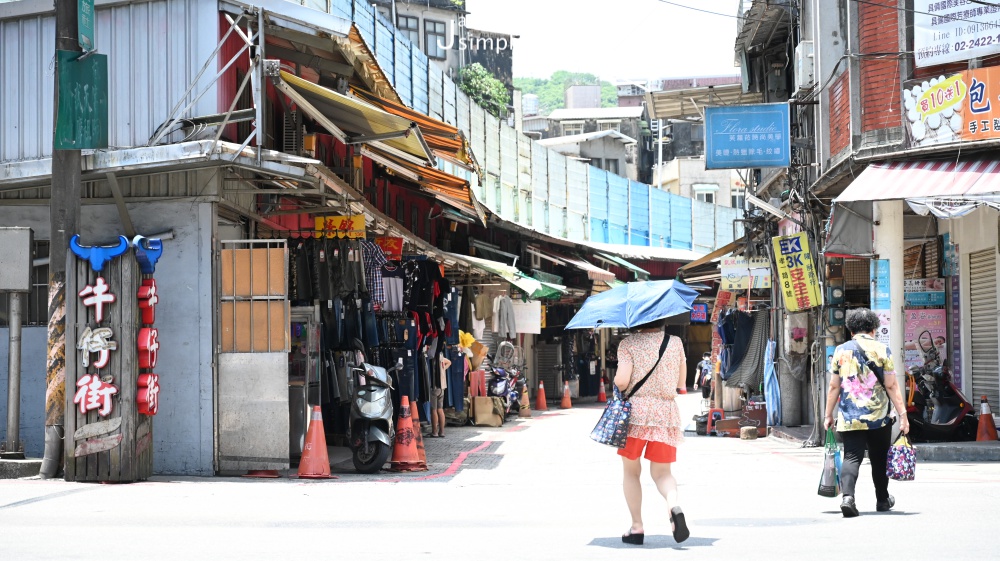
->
[375,236,403,260]
[871,259,892,347]
[904,278,946,307]
[871,260,892,310]
[705,104,790,169]
[511,300,541,334]
[315,215,366,239]
[690,303,709,323]
[901,66,1000,148]
[772,232,822,312]
[914,1,1000,68]
[904,308,948,371]
[720,257,772,291]
[951,276,963,389]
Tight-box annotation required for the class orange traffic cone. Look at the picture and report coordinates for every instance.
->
[297,406,334,479]
[977,396,999,441]
[519,385,532,418]
[390,396,422,472]
[560,381,572,409]
[408,400,429,471]
[535,381,548,411]
[597,377,607,403]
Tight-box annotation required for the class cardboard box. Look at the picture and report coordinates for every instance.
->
[221,248,286,297]
[221,300,289,352]
[472,396,503,427]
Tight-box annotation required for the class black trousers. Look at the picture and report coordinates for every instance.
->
[839,424,892,501]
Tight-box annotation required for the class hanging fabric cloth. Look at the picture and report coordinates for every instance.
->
[763,339,781,426]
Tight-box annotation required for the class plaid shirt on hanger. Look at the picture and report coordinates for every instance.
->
[361,240,388,307]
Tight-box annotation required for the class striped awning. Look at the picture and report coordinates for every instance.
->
[836,159,1000,202]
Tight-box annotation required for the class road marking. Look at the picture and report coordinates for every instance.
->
[0,487,97,510]
[376,441,494,483]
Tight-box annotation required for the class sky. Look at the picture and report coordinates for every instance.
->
[464,0,744,82]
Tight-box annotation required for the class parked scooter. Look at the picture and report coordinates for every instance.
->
[489,341,526,416]
[904,331,977,442]
[349,346,403,473]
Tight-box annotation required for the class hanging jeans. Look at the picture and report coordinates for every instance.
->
[839,424,893,501]
[360,295,380,348]
[447,347,465,411]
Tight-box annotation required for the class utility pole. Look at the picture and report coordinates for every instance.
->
[41,0,83,480]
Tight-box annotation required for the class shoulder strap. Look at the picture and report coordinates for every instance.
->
[625,334,671,400]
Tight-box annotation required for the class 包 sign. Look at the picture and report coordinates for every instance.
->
[902,66,1000,147]
[705,104,791,169]
[914,1,1000,68]
[690,303,709,323]
[772,232,822,312]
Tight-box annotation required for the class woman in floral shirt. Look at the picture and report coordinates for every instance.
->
[824,308,909,518]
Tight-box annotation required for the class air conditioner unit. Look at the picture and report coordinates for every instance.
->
[794,41,815,93]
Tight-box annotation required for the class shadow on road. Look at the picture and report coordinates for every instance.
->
[588,536,718,549]
[820,510,918,516]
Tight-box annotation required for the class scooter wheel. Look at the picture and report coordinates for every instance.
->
[353,442,392,474]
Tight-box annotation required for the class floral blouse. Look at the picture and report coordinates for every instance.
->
[831,334,895,431]
[617,332,686,447]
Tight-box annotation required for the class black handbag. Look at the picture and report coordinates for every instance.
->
[590,334,671,448]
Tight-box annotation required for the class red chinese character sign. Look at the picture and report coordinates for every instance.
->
[66,235,165,482]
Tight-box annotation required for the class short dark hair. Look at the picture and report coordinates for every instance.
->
[629,318,666,333]
[846,308,880,335]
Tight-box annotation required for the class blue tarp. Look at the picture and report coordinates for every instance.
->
[629,180,650,246]
[608,175,629,244]
[668,194,693,249]
[650,188,671,247]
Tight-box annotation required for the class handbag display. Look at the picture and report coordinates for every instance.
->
[817,428,843,497]
[886,434,916,481]
[590,334,671,448]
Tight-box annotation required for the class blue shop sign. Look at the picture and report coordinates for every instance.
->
[690,303,709,323]
[705,104,791,170]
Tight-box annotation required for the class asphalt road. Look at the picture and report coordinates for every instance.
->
[2,394,999,560]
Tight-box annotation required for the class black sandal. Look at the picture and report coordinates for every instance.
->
[670,507,690,543]
[621,529,644,545]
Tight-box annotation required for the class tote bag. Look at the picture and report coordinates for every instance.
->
[590,335,670,448]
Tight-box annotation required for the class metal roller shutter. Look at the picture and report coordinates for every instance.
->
[535,342,562,398]
[969,249,999,407]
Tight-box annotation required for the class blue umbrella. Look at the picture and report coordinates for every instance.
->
[565,280,699,330]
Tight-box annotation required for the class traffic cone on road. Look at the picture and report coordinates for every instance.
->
[977,396,999,441]
[519,386,532,418]
[597,377,607,403]
[560,381,572,409]
[535,381,548,411]
[297,406,334,479]
[408,399,429,471]
[390,396,422,472]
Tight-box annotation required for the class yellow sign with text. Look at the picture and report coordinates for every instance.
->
[315,215,366,239]
[772,232,823,312]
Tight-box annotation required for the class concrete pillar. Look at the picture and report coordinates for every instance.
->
[873,200,905,361]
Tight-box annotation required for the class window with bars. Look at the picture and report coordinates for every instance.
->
[0,240,49,327]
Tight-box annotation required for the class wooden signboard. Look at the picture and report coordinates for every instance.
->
[64,249,154,482]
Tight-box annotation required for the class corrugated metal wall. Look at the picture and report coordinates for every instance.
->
[0,0,218,162]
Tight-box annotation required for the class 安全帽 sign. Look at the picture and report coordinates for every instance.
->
[914,1,1000,68]
[705,104,790,170]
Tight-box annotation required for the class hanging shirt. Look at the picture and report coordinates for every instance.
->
[360,240,388,307]
[496,296,517,339]
[382,262,405,312]
[471,302,486,339]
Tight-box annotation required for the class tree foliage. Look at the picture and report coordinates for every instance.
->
[457,63,511,119]
[514,71,618,115]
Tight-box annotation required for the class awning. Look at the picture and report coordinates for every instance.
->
[594,252,650,279]
[645,84,763,121]
[525,247,617,283]
[677,236,746,273]
[834,159,1000,203]
[273,71,434,165]
[445,252,566,299]
[359,144,485,224]
[352,89,466,159]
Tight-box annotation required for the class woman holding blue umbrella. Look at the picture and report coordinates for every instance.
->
[567,280,697,545]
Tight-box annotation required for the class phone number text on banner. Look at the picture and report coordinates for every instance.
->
[772,232,823,312]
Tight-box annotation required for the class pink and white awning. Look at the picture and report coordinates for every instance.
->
[835,159,1000,202]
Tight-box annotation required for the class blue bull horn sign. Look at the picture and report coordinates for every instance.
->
[69,235,131,273]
